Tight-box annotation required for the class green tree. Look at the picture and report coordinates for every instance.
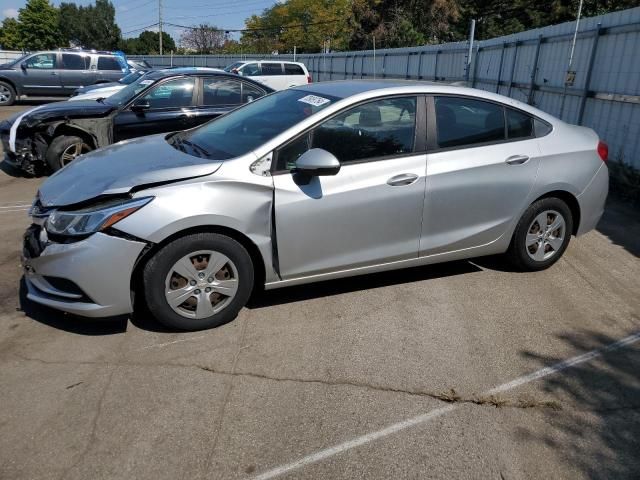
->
[59,0,120,49]
[0,17,21,50]
[119,31,175,54]
[17,0,61,49]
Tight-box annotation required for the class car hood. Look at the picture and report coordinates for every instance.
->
[21,100,116,126]
[76,82,121,94]
[38,134,224,207]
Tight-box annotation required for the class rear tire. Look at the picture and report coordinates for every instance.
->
[506,197,573,271]
[0,81,16,106]
[45,135,92,171]
[143,233,254,331]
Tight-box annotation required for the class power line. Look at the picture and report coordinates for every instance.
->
[164,0,271,10]
[122,22,159,35]
[117,0,156,13]
[164,18,342,33]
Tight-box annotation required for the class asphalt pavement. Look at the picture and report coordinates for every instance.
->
[0,103,638,480]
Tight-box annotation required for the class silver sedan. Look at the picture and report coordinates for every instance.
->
[23,81,609,330]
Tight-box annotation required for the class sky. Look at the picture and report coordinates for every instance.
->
[0,0,280,44]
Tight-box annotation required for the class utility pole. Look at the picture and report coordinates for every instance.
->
[158,0,163,55]
[464,19,476,83]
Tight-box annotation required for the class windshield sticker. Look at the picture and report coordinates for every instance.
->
[298,95,331,107]
[139,80,154,86]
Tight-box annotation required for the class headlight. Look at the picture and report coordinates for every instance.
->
[45,197,153,237]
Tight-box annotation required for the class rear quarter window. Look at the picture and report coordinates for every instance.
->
[98,56,122,71]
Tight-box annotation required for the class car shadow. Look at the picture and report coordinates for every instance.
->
[0,158,33,178]
[247,260,482,309]
[515,329,640,478]
[596,196,640,258]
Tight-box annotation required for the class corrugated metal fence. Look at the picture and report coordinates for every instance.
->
[134,7,640,169]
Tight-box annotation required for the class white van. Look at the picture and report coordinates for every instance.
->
[224,61,311,90]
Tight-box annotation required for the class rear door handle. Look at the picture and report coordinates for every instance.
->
[505,154,530,165]
[387,173,419,186]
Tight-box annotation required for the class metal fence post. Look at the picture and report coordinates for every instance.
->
[417,51,424,79]
[471,44,480,87]
[361,54,365,78]
[382,53,388,78]
[352,54,357,79]
[496,42,506,93]
[578,23,602,124]
[344,54,348,79]
[507,42,519,97]
[434,50,440,81]
[527,35,543,105]
[405,52,412,79]
[329,55,333,80]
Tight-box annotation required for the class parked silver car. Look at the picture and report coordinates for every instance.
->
[22,81,609,330]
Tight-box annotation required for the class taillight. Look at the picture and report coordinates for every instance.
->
[307,75,312,83]
[597,140,608,163]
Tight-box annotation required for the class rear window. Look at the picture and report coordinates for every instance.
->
[284,64,305,75]
[98,56,122,71]
[261,63,283,75]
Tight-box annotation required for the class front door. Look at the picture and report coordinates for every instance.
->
[273,96,426,279]
[19,53,63,95]
[421,95,541,255]
[114,76,197,141]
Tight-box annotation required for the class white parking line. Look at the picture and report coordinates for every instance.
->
[141,335,206,350]
[251,331,640,480]
[0,205,31,209]
[0,208,29,214]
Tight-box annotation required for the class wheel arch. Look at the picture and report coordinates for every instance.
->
[51,124,98,149]
[0,76,19,95]
[130,224,267,300]
[532,190,581,235]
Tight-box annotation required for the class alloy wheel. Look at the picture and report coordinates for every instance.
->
[525,210,566,261]
[0,85,11,104]
[60,142,90,167]
[164,250,239,319]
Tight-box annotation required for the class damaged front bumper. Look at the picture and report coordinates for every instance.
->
[22,224,147,317]
[0,130,44,175]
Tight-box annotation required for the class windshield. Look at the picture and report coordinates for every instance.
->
[3,54,29,66]
[169,89,339,160]
[105,76,155,106]
[223,62,244,72]
[119,71,144,85]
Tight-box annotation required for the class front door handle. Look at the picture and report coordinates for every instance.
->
[505,154,530,165]
[387,173,419,186]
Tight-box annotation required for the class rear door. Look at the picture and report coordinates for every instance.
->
[283,63,307,87]
[420,95,541,256]
[96,55,126,83]
[59,53,93,92]
[273,95,427,278]
[259,62,285,89]
[19,53,63,95]
[113,76,197,141]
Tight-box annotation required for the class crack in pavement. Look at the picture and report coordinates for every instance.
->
[12,351,562,410]
[194,365,562,410]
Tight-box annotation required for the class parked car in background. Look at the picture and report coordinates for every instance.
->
[224,60,311,90]
[0,49,130,106]
[69,70,147,101]
[22,81,609,331]
[0,68,272,174]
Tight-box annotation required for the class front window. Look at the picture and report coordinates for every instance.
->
[119,71,144,85]
[239,63,260,77]
[141,77,195,108]
[170,89,338,160]
[105,76,157,106]
[223,62,244,73]
[24,53,56,69]
[276,96,417,170]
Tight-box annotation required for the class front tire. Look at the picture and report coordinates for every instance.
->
[0,81,16,106]
[143,233,254,331]
[506,197,573,271]
[46,135,92,171]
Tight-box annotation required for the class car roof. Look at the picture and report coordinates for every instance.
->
[145,67,232,79]
[291,80,558,123]
[238,60,306,66]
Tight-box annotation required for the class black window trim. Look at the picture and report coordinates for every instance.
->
[427,94,553,153]
[271,93,427,175]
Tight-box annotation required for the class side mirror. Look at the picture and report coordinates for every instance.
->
[231,68,239,74]
[293,148,341,177]
[131,100,150,113]
[20,63,27,71]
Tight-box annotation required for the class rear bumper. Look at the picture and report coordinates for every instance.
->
[576,163,609,236]
[22,229,147,317]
